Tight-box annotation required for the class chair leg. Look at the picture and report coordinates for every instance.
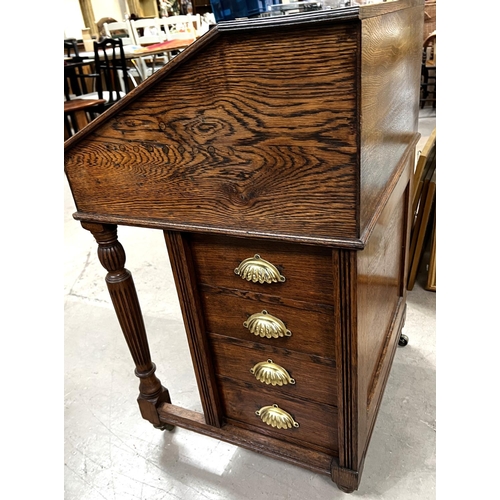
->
[64,114,73,140]
[420,65,429,108]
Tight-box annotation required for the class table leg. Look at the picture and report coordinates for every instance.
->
[81,222,174,430]
[131,57,149,81]
[72,109,89,132]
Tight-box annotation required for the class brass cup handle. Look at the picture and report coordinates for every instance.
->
[234,254,285,284]
[243,310,292,339]
[250,359,295,386]
[255,404,300,429]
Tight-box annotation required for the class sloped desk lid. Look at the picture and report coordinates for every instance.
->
[65,1,420,247]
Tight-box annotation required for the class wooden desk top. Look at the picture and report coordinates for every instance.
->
[131,38,196,55]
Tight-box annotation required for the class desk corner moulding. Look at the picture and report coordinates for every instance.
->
[64,1,425,493]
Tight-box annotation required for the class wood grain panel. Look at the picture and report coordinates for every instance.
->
[333,249,359,471]
[209,333,338,406]
[199,284,336,359]
[357,180,405,404]
[359,6,423,236]
[188,233,335,304]
[355,162,411,467]
[163,231,223,427]
[64,22,359,241]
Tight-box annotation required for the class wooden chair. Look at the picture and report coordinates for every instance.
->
[130,18,169,76]
[160,14,197,37]
[64,98,106,140]
[420,32,436,108]
[187,14,204,37]
[64,38,92,100]
[103,20,144,83]
[103,20,136,46]
[157,15,197,60]
[130,18,164,46]
[72,38,131,117]
[64,38,80,58]
[94,38,131,109]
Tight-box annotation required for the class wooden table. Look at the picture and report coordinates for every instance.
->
[77,38,197,81]
[64,58,95,99]
[64,98,105,140]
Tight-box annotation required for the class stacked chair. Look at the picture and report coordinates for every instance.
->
[64,14,206,139]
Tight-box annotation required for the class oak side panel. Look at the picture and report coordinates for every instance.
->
[356,157,411,466]
[163,231,223,427]
[359,5,423,236]
[64,22,359,240]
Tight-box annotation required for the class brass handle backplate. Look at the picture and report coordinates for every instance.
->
[234,254,285,284]
[250,359,295,386]
[255,404,299,429]
[243,310,292,339]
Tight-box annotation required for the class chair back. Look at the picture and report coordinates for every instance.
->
[158,15,197,40]
[94,38,130,108]
[423,32,436,66]
[65,38,87,100]
[130,18,165,46]
[190,14,204,36]
[64,38,80,59]
[103,20,135,45]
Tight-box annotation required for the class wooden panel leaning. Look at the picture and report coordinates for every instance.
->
[407,128,436,290]
[64,1,425,493]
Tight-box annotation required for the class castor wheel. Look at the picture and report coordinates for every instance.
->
[398,334,409,347]
[155,423,175,431]
[338,485,355,494]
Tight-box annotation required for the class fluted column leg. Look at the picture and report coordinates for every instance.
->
[81,222,173,430]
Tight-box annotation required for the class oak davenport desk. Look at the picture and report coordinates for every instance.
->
[64,1,424,493]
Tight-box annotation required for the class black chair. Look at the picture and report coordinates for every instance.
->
[68,37,132,119]
[420,33,436,109]
[64,38,90,100]
[93,37,131,111]
[65,38,92,136]
[64,38,80,58]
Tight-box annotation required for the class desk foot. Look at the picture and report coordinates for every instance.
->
[330,462,360,494]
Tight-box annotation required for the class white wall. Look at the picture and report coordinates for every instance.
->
[63,0,86,39]
[64,0,128,39]
[92,0,127,23]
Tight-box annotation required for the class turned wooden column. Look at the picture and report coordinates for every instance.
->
[81,222,173,430]
[77,0,98,38]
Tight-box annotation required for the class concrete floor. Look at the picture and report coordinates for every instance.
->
[64,109,436,499]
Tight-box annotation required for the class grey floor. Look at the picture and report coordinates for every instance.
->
[64,109,436,499]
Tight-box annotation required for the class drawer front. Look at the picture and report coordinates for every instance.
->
[218,377,339,454]
[189,233,335,304]
[209,333,338,406]
[199,287,336,359]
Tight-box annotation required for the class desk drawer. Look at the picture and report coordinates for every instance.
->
[189,233,335,304]
[199,286,336,359]
[218,377,339,454]
[209,333,338,407]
